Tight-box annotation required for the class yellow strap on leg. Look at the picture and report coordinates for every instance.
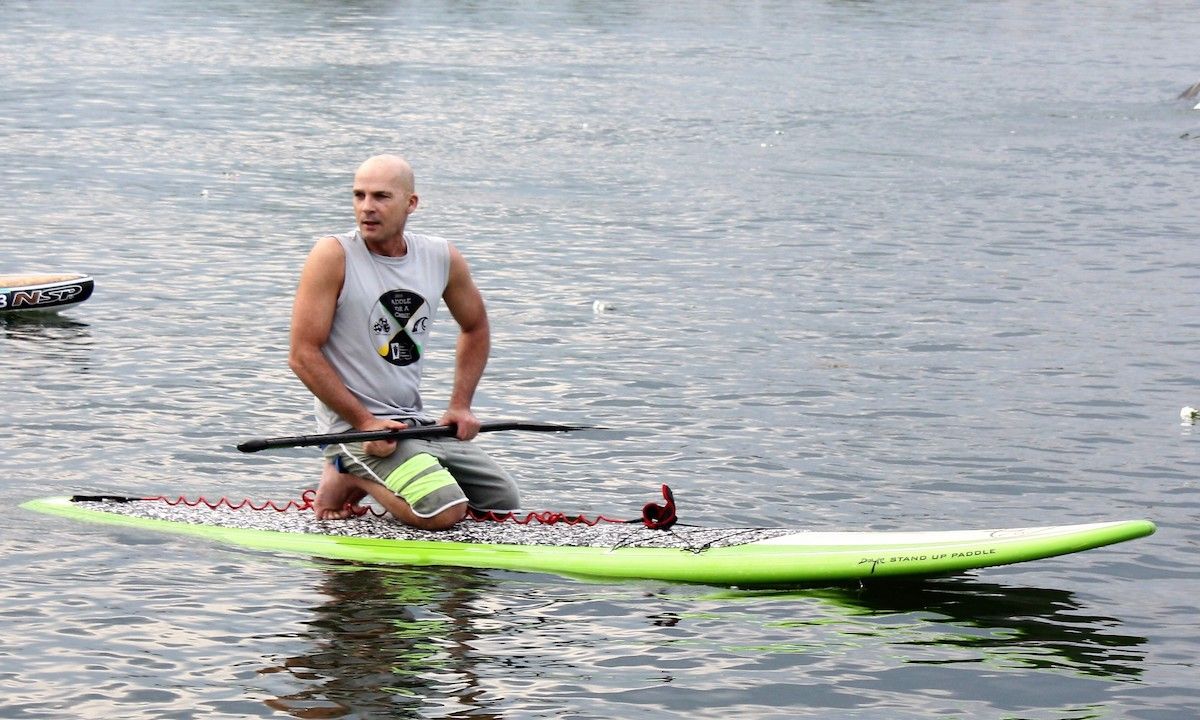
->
[384,453,457,505]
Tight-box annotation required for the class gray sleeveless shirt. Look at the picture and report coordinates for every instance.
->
[315,230,451,433]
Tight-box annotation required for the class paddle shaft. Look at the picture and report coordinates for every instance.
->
[237,421,591,453]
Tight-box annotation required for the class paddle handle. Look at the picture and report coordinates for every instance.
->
[237,421,591,453]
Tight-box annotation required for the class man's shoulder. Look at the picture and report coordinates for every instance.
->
[311,233,348,257]
[405,231,450,247]
[312,230,355,251]
[405,232,452,259]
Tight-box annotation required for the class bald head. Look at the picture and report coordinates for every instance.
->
[355,154,415,195]
[352,155,420,249]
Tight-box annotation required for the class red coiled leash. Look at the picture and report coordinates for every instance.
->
[91,484,680,530]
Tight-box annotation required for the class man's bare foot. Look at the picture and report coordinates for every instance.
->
[313,464,366,520]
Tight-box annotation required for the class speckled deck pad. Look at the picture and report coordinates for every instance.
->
[78,499,795,552]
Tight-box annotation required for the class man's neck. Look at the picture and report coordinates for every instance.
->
[364,231,408,258]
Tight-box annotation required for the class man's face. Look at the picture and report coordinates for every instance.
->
[353,166,416,243]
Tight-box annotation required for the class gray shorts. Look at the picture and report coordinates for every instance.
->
[323,435,521,518]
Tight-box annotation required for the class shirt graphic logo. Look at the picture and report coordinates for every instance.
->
[370,289,430,366]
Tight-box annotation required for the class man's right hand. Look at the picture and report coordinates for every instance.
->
[361,418,411,457]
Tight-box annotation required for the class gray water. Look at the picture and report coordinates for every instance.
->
[2,1,1198,718]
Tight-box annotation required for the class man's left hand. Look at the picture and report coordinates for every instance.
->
[440,407,481,441]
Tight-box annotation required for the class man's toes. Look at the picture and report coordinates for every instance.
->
[315,506,350,520]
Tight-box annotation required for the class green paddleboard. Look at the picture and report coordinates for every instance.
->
[22,495,1155,587]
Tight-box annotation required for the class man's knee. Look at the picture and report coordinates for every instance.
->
[409,501,467,531]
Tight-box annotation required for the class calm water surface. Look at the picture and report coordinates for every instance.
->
[2,1,1198,718]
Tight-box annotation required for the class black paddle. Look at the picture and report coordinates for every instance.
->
[237,421,594,453]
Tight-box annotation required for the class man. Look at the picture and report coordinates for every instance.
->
[289,154,519,529]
